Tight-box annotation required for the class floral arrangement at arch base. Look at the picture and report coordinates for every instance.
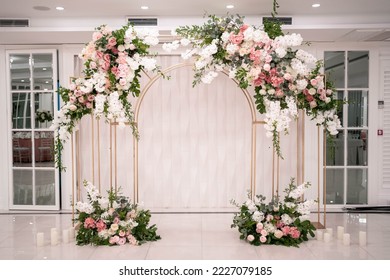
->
[75,181,160,246]
[51,23,160,171]
[163,14,342,157]
[231,179,316,247]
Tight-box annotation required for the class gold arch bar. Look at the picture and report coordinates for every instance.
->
[91,114,95,184]
[97,118,101,192]
[133,62,258,203]
[71,134,75,226]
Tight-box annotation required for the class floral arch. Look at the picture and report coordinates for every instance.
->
[52,10,338,247]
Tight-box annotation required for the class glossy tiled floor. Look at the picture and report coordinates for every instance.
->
[0,212,389,260]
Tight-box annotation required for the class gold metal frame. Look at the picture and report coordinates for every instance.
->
[133,63,261,203]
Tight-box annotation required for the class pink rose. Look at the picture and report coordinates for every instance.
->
[103,53,111,62]
[229,33,244,45]
[310,78,318,86]
[117,237,127,245]
[305,93,314,102]
[86,102,93,109]
[266,215,273,222]
[310,100,317,108]
[78,96,85,104]
[96,51,104,59]
[113,217,120,224]
[87,95,95,102]
[260,229,268,236]
[92,32,103,41]
[256,227,262,233]
[69,96,76,103]
[256,223,264,230]
[247,235,255,242]
[276,221,284,228]
[119,78,127,86]
[127,234,137,245]
[274,230,284,239]
[240,24,249,33]
[263,63,271,72]
[107,37,117,48]
[69,83,76,91]
[275,89,284,98]
[260,236,267,243]
[290,228,301,239]
[119,230,126,237]
[284,73,292,81]
[109,235,120,244]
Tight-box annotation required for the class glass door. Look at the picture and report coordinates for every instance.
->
[7,50,59,210]
[324,51,369,205]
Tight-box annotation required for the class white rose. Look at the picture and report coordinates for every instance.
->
[247,235,255,242]
[309,88,316,95]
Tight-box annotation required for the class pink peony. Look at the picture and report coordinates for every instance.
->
[127,234,138,245]
[240,24,250,33]
[84,217,96,229]
[107,37,117,48]
[113,217,120,224]
[95,219,107,232]
[282,226,290,236]
[260,236,267,243]
[290,228,301,239]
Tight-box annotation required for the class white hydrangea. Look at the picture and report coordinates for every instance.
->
[288,183,307,199]
[291,58,310,76]
[281,214,293,225]
[226,43,239,55]
[295,49,317,68]
[162,41,180,52]
[296,79,308,91]
[264,222,276,233]
[76,201,94,214]
[252,211,265,222]
[139,57,157,71]
[201,71,218,84]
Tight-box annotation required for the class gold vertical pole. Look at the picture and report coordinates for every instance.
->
[323,129,327,228]
[76,130,81,201]
[318,126,321,224]
[134,128,139,203]
[71,134,75,226]
[272,149,275,197]
[114,122,118,192]
[97,118,101,192]
[251,123,256,198]
[302,112,305,184]
[91,114,95,185]
[297,115,300,185]
[276,149,280,196]
[109,121,113,192]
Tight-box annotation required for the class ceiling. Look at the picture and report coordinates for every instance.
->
[1,0,390,44]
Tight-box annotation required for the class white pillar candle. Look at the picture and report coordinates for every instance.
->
[36,232,44,247]
[337,226,344,240]
[69,227,75,239]
[324,232,331,243]
[359,231,367,246]
[326,228,333,237]
[51,228,58,246]
[316,230,323,241]
[62,229,69,244]
[343,233,351,246]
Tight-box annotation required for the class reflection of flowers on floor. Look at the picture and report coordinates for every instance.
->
[231,179,316,247]
[75,181,160,246]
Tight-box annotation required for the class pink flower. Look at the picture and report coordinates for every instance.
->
[108,208,115,215]
[96,51,104,60]
[310,78,318,86]
[96,219,107,232]
[276,221,284,228]
[260,229,268,236]
[310,100,317,108]
[260,236,267,243]
[240,24,249,33]
[113,217,120,224]
[263,63,271,72]
[129,44,136,50]
[256,223,264,230]
[119,230,126,237]
[109,235,120,245]
[117,237,127,245]
[284,73,292,81]
[86,102,93,109]
[229,33,244,45]
[274,230,284,239]
[92,32,103,41]
[84,217,96,229]
[107,37,117,48]
[275,89,284,98]
[119,78,127,86]
[290,228,301,239]
[87,95,95,102]
[266,215,273,222]
[127,234,137,245]
[282,226,290,236]
[247,235,255,242]
[78,96,85,104]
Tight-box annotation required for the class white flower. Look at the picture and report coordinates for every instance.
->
[247,235,255,242]
[281,214,293,225]
[264,222,276,233]
[98,230,110,239]
[252,211,264,222]
[226,43,239,55]
[275,47,287,58]
[201,71,218,84]
[180,38,191,46]
[76,201,94,214]
[139,57,157,71]
[162,41,180,52]
[221,31,230,43]
[296,79,308,91]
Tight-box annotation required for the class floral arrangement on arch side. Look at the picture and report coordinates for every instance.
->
[75,181,160,246]
[231,179,316,247]
[163,14,342,157]
[51,23,160,171]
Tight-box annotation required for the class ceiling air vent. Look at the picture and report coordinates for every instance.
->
[127,17,158,27]
[0,19,29,27]
[262,17,292,25]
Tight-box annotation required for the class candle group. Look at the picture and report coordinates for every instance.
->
[36,226,75,247]
[337,226,344,240]
[359,231,367,246]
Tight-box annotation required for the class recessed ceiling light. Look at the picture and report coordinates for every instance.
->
[226,5,234,9]
[21,80,24,82]
[56,7,65,11]
[45,81,49,84]
[141,6,149,10]
[312,4,321,8]
[42,68,47,71]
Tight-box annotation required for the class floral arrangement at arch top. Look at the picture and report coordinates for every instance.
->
[231,179,316,247]
[75,181,160,246]
[51,23,160,170]
[163,14,342,157]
